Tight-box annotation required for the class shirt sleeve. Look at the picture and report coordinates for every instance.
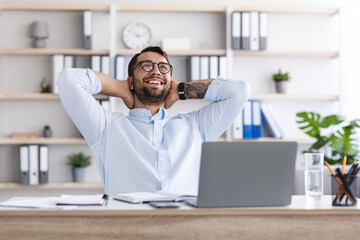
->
[195,76,251,141]
[57,68,109,147]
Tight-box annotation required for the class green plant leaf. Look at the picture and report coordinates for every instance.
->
[309,136,330,150]
[68,152,91,168]
[296,112,321,138]
[329,128,359,157]
[272,68,290,82]
[318,114,344,128]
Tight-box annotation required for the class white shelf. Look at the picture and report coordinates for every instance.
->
[0,4,110,12]
[0,48,109,56]
[250,94,339,101]
[0,138,87,145]
[0,182,103,190]
[232,6,339,16]
[0,93,108,100]
[233,51,339,58]
[116,5,226,13]
[116,49,226,56]
[0,4,339,16]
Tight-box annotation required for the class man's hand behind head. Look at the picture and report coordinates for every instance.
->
[121,79,135,109]
[164,80,179,109]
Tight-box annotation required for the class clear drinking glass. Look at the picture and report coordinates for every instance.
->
[304,153,324,199]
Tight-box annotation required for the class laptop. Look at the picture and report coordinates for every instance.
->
[186,141,297,208]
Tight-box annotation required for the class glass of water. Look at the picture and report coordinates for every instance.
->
[304,153,324,199]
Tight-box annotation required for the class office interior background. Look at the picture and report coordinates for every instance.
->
[0,0,359,201]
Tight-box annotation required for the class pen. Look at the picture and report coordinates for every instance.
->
[325,161,341,204]
[325,161,355,205]
[347,160,357,175]
[336,156,347,202]
[335,168,356,205]
[102,194,109,206]
[341,156,347,174]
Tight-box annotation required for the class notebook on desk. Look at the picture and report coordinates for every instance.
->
[186,141,297,208]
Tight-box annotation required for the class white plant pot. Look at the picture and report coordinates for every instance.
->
[275,81,288,94]
[72,167,86,182]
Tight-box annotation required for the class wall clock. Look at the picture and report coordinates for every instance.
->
[122,22,152,49]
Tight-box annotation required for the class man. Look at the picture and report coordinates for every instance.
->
[58,46,250,196]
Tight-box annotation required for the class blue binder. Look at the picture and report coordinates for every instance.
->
[251,100,262,138]
[243,101,253,138]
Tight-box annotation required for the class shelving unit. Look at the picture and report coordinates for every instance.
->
[233,50,339,58]
[250,94,339,101]
[0,93,108,100]
[0,3,340,194]
[116,49,226,56]
[0,48,109,56]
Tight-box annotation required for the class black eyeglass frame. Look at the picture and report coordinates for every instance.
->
[130,60,173,76]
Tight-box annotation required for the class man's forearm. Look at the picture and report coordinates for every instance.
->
[95,71,123,98]
[184,79,214,99]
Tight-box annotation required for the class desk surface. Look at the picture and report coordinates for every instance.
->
[0,195,359,214]
[1,196,360,240]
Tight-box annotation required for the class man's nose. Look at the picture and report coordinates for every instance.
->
[150,64,161,75]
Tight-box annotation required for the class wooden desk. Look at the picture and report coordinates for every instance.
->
[1,196,360,240]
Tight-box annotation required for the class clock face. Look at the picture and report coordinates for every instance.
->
[122,22,152,50]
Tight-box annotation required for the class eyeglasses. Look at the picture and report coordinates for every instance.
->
[130,60,172,75]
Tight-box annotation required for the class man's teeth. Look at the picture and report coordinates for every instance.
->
[149,80,161,85]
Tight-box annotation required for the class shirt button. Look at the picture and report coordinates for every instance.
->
[156,144,160,148]
[159,157,164,162]
[156,124,160,128]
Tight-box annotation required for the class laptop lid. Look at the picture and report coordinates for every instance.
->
[196,141,297,208]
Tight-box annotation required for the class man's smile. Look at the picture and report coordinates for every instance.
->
[144,77,166,87]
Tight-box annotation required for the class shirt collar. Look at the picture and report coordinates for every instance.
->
[129,108,167,121]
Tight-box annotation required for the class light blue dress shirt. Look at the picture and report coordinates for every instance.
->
[58,68,250,196]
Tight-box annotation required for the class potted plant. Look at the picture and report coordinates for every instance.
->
[272,69,290,93]
[296,111,360,164]
[40,78,51,93]
[68,152,91,182]
[43,125,52,138]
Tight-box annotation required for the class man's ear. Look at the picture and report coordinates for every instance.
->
[127,76,134,90]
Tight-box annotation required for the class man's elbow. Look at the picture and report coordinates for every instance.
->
[57,68,74,91]
[234,80,251,102]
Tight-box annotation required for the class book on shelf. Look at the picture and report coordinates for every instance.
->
[83,10,92,49]
[189,56,227,81]
[64,55,75,68]
[250,12,260,51]
[261,102,284,138]
[19,144,49,185]
[101,55,110,75]
[241,12,250,50]
[232,100,283,140]
[52,54,64,94]
[232,11,268,51]
[231,11,241,49]
[251,100,262,138]
[91,55,101,72]
[113,191,197,204]
[259,12,268,50]
[115,55,126,81]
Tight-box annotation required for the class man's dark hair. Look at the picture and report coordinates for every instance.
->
[128,46,171,77]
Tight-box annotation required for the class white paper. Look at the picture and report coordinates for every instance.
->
[0,197,75,209]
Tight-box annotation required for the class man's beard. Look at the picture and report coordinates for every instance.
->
[132,76,171,106]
